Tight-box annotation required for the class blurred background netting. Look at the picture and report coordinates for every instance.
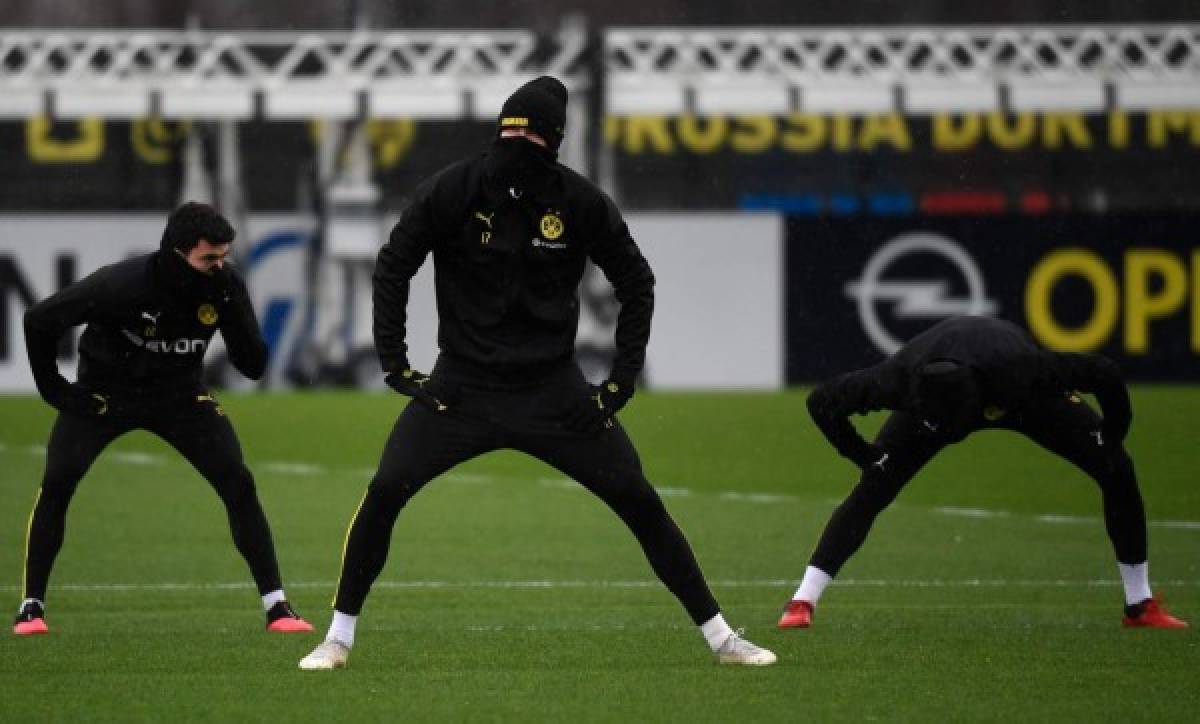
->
[1,1,1198,391]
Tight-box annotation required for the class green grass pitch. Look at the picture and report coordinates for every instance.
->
[1,388,1197,721]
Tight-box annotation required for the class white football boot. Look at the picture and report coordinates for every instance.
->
[298,639,351,670]
[716,630,777,666]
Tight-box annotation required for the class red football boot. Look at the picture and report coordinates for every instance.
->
[1123,597,1188,629]
[778,599,814,629]
[266,601,315,633]
[13,600,49,636]
[13,618,49,636]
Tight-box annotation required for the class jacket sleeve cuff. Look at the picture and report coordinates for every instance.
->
[607,367,639,391]
[379,353,410,375]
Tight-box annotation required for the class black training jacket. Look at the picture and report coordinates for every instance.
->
[806,316,1132,466]
[24,251,266,407]
[373,153,655,387]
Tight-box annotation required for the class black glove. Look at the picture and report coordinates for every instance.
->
[384,367,448,412]
[564,379,634,433]
[48,382,109,418]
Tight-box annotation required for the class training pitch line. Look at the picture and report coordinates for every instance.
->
[4,442,1199,531]
[1,578,1198,593]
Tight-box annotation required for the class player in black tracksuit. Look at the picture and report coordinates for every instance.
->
[299,77,775,670]
[778,316,1187,629]
[13,202,311,636]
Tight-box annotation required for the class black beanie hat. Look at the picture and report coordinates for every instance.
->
[161,201,235,252]
[497,75,568,151]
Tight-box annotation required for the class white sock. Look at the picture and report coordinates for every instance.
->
[327,610,358,648]
[700,613,734,653]
[1118,562,1153,606]
[19,598,44,613]
[261,589,287,612]
[792,566,833,605]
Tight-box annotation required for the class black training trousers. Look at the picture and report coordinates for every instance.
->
[333,357,721,625]
[21,391,283,602]
[810,393,1148,576]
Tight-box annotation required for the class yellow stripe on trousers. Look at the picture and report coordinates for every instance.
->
[21,489,42,600]
[332,491,370,608]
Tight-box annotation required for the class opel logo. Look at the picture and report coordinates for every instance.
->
[844,232,999,355]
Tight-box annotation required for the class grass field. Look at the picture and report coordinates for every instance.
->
[0,388,1197,722]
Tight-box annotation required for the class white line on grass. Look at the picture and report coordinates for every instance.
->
[1156,520,1200,530]
[935,507,1011,519]
[939,508,1192,531]
[537,478,694,497]
[1035,514,1095,525]
[657,487,693,497]
[4,442,1198,531]
[720,492,800,504]
[444,472,492,485]
[260,461,326,476]
[2,578,1198,593]
[108,451,166,466]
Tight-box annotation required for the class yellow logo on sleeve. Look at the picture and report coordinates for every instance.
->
[197,304,219,326]
[983,406,1007,421]
[540,213,564,240]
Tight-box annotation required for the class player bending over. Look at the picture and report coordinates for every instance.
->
[779,316,1187,630]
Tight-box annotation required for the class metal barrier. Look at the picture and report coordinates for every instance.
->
[1,25,1198,119]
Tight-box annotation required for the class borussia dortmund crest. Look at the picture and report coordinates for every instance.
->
[198,303,219,326]
[540,213,564,240]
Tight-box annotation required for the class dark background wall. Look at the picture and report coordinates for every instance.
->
[0,0,1196,29]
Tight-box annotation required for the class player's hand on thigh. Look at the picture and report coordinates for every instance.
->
[385,367,450,412]
[53,383,112,418]
[564,380,631,434]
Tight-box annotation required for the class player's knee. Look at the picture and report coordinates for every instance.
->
[841,482,893,518]
[33,483,70,512]
[39,465,84,502]
[1109,450,1135,480]
[1098,449,1137,492]
[214,464,257,505]
[610,477,664,517]
[366,474,418,511]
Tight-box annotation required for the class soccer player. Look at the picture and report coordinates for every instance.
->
[778,315,1187,630]
[299,76,775,669]
[14,202,312,635]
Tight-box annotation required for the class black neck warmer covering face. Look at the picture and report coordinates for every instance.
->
[154,248,220,302]
[484,137,558,195]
